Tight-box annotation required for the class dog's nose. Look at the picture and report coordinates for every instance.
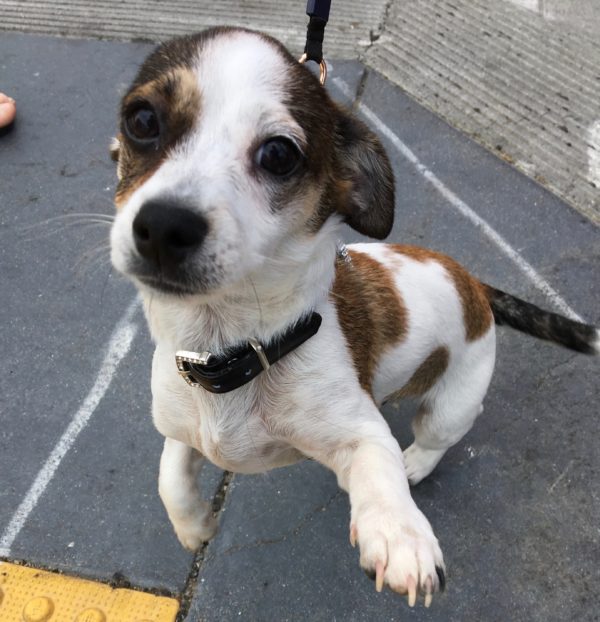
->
[132,200,208,267]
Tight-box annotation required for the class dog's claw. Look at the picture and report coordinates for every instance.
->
[364,568,376,581]
[435,565,446,592]
[424,576,433,608]
[349,524,357,548]
[407,575,417,607]
[375,561,385,593]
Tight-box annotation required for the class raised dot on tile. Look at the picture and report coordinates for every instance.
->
[74,608,106,622]
[23,596,55,622]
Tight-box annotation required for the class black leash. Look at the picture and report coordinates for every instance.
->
[299,0,331,84]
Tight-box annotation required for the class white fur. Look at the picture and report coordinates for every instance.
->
[355,245,496,484]
[110,31,502,603]
[111,32,314,304]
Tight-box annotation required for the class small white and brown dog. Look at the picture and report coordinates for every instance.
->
[109,27,599,607]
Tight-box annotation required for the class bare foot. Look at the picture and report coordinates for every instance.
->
[0,93,16,128]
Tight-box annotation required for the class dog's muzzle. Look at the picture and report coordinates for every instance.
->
[125,199,210,294]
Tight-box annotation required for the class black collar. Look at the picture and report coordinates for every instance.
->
[175,312,322,394]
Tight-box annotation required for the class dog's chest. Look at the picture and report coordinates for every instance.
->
[199,404,302,472]
[152,346,307,473]
[178,385,303,473]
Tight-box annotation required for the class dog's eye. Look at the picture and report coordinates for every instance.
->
[125,105,160,143]
[256,137,302,177]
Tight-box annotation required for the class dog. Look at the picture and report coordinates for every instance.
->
[109,27,599,607]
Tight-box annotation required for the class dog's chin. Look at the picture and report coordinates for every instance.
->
[118,250,260,301]
[135,275,201,298]
[118,253,219,298]
[131,265,236,300]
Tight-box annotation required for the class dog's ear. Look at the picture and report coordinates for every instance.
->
[332,110,395,239]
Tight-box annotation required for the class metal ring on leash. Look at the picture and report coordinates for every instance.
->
[298,53,328,85]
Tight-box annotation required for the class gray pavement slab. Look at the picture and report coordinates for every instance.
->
[0,32,151,530]
[0,30,598,622]
[365,0,600,225]
[507,0,600,38]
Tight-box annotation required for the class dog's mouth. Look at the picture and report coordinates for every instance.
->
[124,253,206,297]
[135,273,198,297]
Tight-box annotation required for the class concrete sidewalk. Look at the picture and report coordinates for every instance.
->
[0,5,599,622]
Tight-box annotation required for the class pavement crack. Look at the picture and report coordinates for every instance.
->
[361,0,394,58]
[534,353,579,389]
[547,459,575,493]
[176,470,233,622]
[352,67,370,111]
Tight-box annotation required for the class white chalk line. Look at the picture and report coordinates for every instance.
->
[333,77,584,323]
[0,297,141,557]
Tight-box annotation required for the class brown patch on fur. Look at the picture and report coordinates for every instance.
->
[277,50,394,238]
[114,163,163,208]
[332,250,407,394]
[303,102,395,238]
[389,245,493,341]
[393,346,450,399]
[115,67,200,206]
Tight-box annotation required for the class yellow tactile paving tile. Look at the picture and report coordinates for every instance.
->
[0,562,179,622]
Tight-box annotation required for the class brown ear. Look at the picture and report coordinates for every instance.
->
[333,110,395,239]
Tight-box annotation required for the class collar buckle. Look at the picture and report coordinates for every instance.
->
[173,312,322,393]
[248,337,271,371]
[175,350,214,387]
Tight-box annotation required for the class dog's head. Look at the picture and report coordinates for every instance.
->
[110,27,394,297]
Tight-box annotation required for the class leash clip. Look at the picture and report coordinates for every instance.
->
[300,0,331,85]
[298,53,328,85]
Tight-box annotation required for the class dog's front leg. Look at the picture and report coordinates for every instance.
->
[314,419,445,605]
[158,437,217,551]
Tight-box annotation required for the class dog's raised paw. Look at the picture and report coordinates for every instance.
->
[403,443,445,486]
[351,504,445,606]
[172,512,218,551]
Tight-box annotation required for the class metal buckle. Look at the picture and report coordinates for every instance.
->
[175,350,213,387]
[298,53,327,85]
[336,242,351,264]
[248,338,270,371]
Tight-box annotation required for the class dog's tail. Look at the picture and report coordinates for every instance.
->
[483,285,599,355]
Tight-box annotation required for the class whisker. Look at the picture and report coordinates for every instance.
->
[74,242,112,276]
[99,263,115,306]
[18,213,115,242]
[26,212,115,227]
[248,276,264,328]
[244,275,271,473]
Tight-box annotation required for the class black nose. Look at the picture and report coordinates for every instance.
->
[132,200,208,268]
